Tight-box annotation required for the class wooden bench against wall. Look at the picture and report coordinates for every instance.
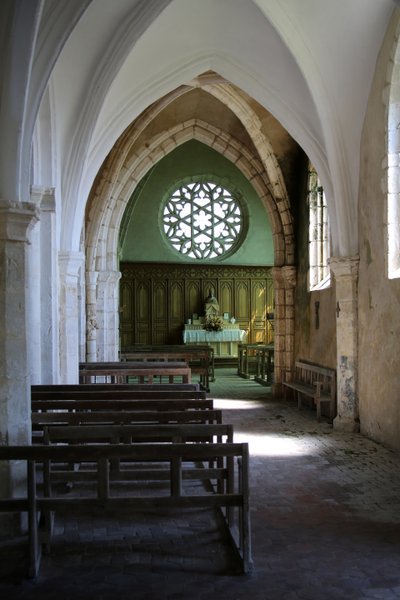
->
[79,361,192,384]
[282,360,336,421]
[0,443,252,577]
[121,344,214,391]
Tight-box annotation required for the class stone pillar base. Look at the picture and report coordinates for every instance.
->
[333,415,360,433]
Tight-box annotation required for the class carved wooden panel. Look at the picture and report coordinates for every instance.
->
[219,280,234,318]
[185,280,202,318]
[120,263,273,348]
[170,281,185,344]
[120,280,133,347]
[153,280,168,345]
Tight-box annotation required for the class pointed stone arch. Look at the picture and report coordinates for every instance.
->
[85,84,295,382]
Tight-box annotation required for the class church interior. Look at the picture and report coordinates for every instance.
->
[1,1,400,597]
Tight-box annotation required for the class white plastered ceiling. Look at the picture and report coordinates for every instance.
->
[30,0,395,256]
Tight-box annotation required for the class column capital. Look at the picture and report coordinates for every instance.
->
[272,265,297,288]
[97,269,121,284]
[59,251,84,278]
[86,270,99,287]
[328,256,359,280]
[30,186,56,212]
[0,202,39,243]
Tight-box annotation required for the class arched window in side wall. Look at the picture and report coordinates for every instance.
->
[386,36,400,280]
[308,164,331,290]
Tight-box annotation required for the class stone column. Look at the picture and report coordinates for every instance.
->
[58,252,84,383]
[39,189,59,383]
[29,186,59,384]
[96,270,121,361]
[26,198,42,385]
[272,265,296,394]
[86,270,98,361]
[0,202,38,514]
[106,270,121,360]
[0,202,39,442]
[329,256,360,432]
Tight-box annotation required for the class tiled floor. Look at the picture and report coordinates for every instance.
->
[1,369,400,599]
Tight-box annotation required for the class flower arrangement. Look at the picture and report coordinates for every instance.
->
[203,315,224,332]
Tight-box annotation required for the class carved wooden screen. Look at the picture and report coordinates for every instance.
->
[119,263,273,348]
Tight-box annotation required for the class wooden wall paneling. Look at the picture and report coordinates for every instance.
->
[235,279,251,341]
[119,280,133,347]
[153,280,168,345]
[185,279,202,321]
[218,279,234,320]
[170,280,185,344]
[119,263,273,349]
[136,279,151,344]
[251,279,267,343]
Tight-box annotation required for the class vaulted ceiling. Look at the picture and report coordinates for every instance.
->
[1,0,396,257]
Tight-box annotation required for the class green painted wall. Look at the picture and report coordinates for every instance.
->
[119,140,274,265]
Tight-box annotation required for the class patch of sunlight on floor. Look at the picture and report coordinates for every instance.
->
[233,432,319,457]
[213,399,265,409]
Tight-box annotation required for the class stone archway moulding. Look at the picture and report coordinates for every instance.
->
[85,88,295,375]
[86,119,291,272]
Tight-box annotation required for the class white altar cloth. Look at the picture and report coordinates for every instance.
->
[183,329,246,343]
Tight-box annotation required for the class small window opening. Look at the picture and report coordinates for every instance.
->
[308,165,330,290]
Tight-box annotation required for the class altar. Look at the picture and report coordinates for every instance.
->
[183,324,247,357]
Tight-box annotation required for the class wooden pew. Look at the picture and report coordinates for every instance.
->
[34,383,201,392]
[120,345,214,390]
[42,422,233,445]
[41,423,234,492]
[0,443,252,577]
[32,398,213,413]
[31,383,207,402]
[32,408,222,427]
[78,361,192,384]
[32,409,223,444]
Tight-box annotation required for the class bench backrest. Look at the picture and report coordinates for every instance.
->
[33,383,201,393]
[32,408,222,428]
[31,398,213,412]
[294,360,336,390]
[78,361,192,384]
[31,386,207,401]
[42,423,233,445]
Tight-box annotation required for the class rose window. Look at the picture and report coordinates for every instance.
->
[161,181,243,259]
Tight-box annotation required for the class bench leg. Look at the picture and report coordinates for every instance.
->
[316,400,321,422]
[27,461,41,578]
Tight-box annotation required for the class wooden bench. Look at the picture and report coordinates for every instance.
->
[282,360,336,421]
[32,384,207,402]
[42,422,233,445]
[32,408,222,427]
[0,443,252,576]
[36,383,202,392]
[79,361,192,384]
[41,423,234,485]
[31,408,223,444]
[32,397,213,413]
[121,344,215,389]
